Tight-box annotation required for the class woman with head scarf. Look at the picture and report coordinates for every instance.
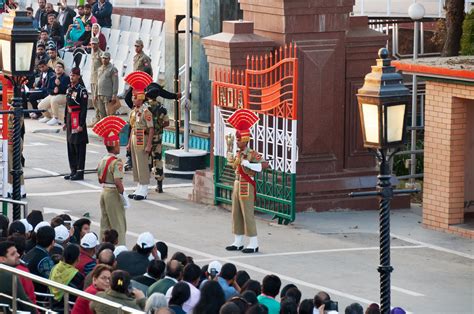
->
[65,17,85,49]
[92,23,107,51]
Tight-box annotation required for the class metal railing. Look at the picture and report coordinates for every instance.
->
[0,264,145,314]
[0,198,28,219]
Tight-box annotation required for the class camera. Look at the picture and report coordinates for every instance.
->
[323,300,338,312]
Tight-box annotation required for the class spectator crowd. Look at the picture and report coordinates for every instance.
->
[0,211,409,314]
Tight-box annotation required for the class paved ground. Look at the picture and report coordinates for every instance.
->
[4,114,473,314]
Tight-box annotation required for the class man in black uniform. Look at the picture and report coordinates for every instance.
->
[63,67,88,181]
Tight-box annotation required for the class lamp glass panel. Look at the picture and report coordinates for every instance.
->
[1,40,12,73]
[362,103,379,143]
[15,42,34,72]
[386,104,406,142]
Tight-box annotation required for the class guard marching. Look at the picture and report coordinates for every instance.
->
[225,109,269,253]
[63,67,88,181]
[145,83,179,193]
[125,71,155,200]
[93,116,128,245]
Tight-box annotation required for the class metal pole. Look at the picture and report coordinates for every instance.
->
[12,272,17,313]
[11,82,23,220]
[183,0,191,152]
[361,0,365,15]
[410,21,419,186]
[64,292,69,314]
[2,140,8,216]
[174,16,182,149]
[420,22,425,55]
[377,149,393,314]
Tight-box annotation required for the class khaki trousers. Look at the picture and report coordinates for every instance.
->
[96,95,109,119]
[232,180,257,237]
[91,83,100,119]
[100,188,127,245]
[131,133,151,185]
[38,95,66,118]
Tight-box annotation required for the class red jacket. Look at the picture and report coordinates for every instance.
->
[16,264,37,308]
[76,250,96,276]
[71,284,98,314]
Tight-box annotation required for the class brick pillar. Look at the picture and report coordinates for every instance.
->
[423,81,474,234]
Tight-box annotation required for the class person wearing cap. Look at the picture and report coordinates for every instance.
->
[145,82,180,193]
[116,232,156,277]
[46,44,64,69]
[51,224,70,256]
[30,59,54,120]
[97,51,119,119]
[92,116,128,245]
[38,61,69,125]
[124,39,153,109]
[34,41,50,75]
[63,67,89,181]
[125,71,155,200]
[88,36,104,127]
[226,109,269,254]
[77,232,98,276]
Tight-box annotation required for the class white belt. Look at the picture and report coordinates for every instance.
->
[102,183,116,188]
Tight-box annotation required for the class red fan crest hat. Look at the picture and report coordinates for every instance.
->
[227,109,259,143]
[92,116,127,146]
[124,71,153,100]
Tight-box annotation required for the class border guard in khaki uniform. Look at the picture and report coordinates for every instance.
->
[125,71,155,200]
[225,109,269,254]
[88,37,103,127]
[93,116,128,245]
[96,51,118,119]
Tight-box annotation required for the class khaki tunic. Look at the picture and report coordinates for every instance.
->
[129,106,154,185]
[97,154,126,245]
[97,63,119,98]
[133,51,152,73]
[231,147,263,237]
[47,56,64,70]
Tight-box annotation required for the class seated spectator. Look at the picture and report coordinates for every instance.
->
[39,29,50,44]
[83,3,98,25]
[50,216,64,228]
[49,243,84,302]
[45,2,58,18]
[46,43,64,69]
[64,18,85,49]
[200,260,222,288]
[35,0,48,29]
[8,235,37,307]
[220,302,242,314]
[57,0,76,34]
[102,229,119,245]
[242,279,261,297]
[247,304,269,314]
[166,263,201,313]
[8,220,25,237]
[27,6,39,29]
[284,287,301,307]
[168,282,191,314]
[218,263,240,300]
[193,280,226,314]
[44,13,64,49]
[236,270,251,289]
[148,259,183,296]
[298,299,314,314]
[229,296,251,313]
[27,210,44,231]
[92,0,113,28]
[38,61,69,126]
[314,292,338,314]
[70,217,91,244]
[116,231,155,277]
[171,251,187,266]
[22,225,55,293]
[34,42,50,75]
[156,241,168,261]
[83,248,115,287]
[279,298,297,314]
[91,270,146,313]
[242,290,258,307]
[92,23,107,51]
[144,292,167,313]
[51,224,70,256]
[390,307,406,314]
[0,241,36,312]
[257,275,281,314]
[77,232,98,276]
[133,259,165,288]
[345,303,363,314]
[365,303,380,314]
[72,264,112,314]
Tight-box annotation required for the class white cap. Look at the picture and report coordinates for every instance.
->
[54,225,70,243]
[208,261,222,273]
[34,221,50,233]
[136,232,155,249]
[114,245,128,257]
[80,232,99,249]
[19,219,33,233]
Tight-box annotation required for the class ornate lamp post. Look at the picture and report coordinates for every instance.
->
[0,10,38,220]
[351,48,417,314]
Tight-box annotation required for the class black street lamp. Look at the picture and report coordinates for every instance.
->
[351,48,418,314]
[0,10,38,220]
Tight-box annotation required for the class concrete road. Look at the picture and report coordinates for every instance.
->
[7,117,474,314]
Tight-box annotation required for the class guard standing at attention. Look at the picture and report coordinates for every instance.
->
[125,71,155,201]
[225,109,269,254]
[63,67,88,181]
[93,116,128,245]
[145,83,179,193]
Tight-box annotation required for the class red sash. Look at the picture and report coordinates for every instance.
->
[99,156,117,184]
[238,165,257,199]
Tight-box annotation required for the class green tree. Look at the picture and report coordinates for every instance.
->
[442,0,465,56]
[461,10,474,55]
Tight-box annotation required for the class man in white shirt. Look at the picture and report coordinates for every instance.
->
[165,263,201,312]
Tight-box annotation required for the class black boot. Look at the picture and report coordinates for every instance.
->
[124,152,132,171]
[64,171,76,180]
[70,171,84,181]
[156,180,163,193]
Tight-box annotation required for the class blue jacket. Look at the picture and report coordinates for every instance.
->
[92,1,113,28]
[47,74,70,95]
[36,68,55,92]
